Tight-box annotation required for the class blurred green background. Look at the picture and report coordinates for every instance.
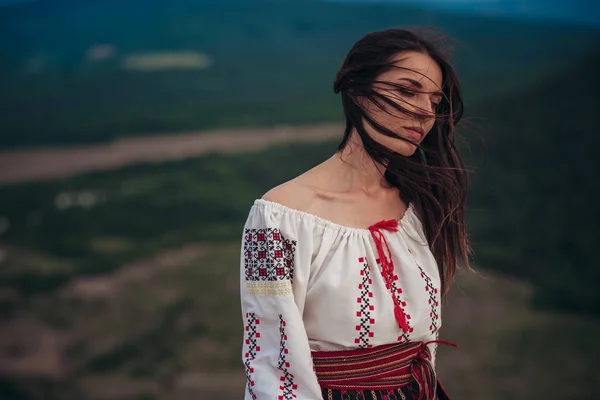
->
[1,0,599,399]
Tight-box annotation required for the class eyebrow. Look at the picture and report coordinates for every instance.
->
[397,78,443,97]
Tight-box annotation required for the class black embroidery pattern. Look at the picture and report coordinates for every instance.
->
[418,265,440,334]
[244,228,296,282]
[243,312,260,399]
[277,314,297,399]
[355,257,375,348]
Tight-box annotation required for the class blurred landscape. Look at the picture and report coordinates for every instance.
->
[1,0,599,399]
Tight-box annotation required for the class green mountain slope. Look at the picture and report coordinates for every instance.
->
[0,0,598,147]
[467,51,600,314]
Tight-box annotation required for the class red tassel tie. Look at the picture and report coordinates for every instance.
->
[368,219,410,332]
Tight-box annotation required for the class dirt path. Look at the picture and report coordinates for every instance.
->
[0,123,342,184]
[62,243,207,300]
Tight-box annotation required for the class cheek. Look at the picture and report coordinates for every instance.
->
[369,101,409,124]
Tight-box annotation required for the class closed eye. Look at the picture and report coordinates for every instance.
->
[430,95,442,109]
[397,88,415,97]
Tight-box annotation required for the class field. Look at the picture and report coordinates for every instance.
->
[0,124,341,183]
[3,222,599,399]
[1,125,600,398]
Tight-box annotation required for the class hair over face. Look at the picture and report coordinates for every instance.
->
[334,28,473,296]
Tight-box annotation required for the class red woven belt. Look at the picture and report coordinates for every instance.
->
[312,341,454,400]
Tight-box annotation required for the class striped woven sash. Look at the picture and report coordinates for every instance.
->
[312,341,454,400]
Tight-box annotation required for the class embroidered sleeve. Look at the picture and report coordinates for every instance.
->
[240,205,322,400]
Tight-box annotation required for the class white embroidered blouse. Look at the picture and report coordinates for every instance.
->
[240,199,443,400]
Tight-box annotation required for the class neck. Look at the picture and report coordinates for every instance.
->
[329,131,392,193]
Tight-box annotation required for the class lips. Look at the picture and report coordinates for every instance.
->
[403,126,424,141]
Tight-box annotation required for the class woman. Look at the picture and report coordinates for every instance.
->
[240,28,472,400]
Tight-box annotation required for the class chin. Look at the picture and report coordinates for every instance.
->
[370,131,420,157]
[397,148,417,157]
[391,140,419,157]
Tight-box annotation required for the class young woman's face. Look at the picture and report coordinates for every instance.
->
[363,51,443,157]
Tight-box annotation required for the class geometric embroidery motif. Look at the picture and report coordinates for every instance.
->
[355,257,375,348]
[244,228,297,282]
[243,312,261,400]
[418,265,440,334]
[246,280,293,296]
[277,315,297,399]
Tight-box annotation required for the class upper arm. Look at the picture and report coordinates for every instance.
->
[240,202,323,399]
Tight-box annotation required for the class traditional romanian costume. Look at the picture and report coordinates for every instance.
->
[241,199,453,400]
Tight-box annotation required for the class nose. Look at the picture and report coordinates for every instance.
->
[415,97,435,122]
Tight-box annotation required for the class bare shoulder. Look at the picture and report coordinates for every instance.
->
[261,157,347,218]
[261,176,318,211]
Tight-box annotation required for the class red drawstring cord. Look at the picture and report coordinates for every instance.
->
[368,219,411,332]
[422,339,459,348]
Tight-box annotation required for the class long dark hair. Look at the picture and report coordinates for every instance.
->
[334,28,473,296]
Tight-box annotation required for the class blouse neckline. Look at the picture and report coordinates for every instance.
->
[254,198,416,235]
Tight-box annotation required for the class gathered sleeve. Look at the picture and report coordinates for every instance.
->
[240,202,323,400]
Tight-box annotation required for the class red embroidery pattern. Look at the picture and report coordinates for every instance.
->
[277,315,297,399]
[243,312,261,399]
[244,228,296,282]
[418,265,440,333]
[380,259,413,343]
[355,257,375,348]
